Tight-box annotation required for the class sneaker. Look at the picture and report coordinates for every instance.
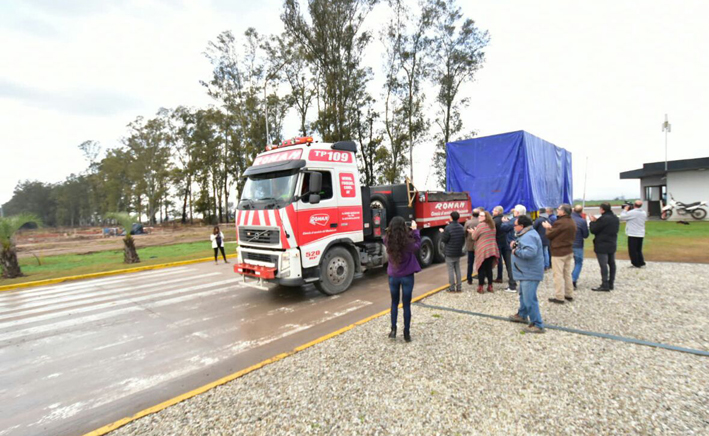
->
[487,284,494,293]
[477,285,484,294]
[524,325,546,334]
[547,298,565,304]
[564,296,573,302]
[508,313,527,324]
[503,287,517,293]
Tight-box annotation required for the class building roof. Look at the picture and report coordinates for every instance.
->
[620,157,709,179]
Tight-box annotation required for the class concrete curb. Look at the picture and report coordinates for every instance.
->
[82,283,449,436]
[0,254,238,293]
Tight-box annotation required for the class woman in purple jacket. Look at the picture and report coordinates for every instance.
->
[384,216,421,342]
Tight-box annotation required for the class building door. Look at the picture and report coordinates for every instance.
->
[644,185,666,217]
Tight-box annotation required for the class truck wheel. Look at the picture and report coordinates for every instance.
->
[314,246,355,295]
[661,210,672,220]
[691,208,707,220]
[430,231,446,263]
[416,236,434,268]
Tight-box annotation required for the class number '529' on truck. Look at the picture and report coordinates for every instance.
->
[233,136,472,295]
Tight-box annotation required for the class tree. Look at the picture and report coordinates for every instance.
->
[354,101,385,186]
[430,0,489,187]
[282,0,377,142]
[106,212,140,264]
[123,115,172,225]
[2,181,57,227]
[0,213,41,279]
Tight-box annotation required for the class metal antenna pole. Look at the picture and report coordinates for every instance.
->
[582,156,588,209]
[264,80,269,145]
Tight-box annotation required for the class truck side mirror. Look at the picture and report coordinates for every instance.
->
[309,193,321,204]
[309,172,322,194]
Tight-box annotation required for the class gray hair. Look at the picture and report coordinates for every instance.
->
[493,206,504,215]
[559,204,572,216]
[514,204,527,216]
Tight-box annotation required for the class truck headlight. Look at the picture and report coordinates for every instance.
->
[281,252,290,270]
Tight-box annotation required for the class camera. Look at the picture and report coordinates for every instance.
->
[511,241,519,250]
[622,201,633,210]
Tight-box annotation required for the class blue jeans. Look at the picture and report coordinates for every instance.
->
[572,247,584,283]
[543,246,551,269]
[389,274,414,333]
[518,280,543,328]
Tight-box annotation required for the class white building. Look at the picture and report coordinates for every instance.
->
[620,157,709,220]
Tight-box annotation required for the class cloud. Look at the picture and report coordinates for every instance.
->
[0,79,144,117]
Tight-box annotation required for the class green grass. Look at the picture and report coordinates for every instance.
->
[1,240,237,286]
[584,221,709,263]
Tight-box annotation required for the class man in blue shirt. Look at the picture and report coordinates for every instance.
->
[571,205,590,289]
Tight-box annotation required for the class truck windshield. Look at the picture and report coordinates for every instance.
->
[240,171,298,208]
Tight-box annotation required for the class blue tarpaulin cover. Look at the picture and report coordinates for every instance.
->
[446,130,572,212]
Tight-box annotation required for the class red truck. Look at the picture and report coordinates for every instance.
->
[234,137,472,294]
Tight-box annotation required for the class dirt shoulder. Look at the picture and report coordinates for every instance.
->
[15,225,237,258]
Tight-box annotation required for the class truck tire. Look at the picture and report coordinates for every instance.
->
[431,231,446,264]
[370,194,395,224]
[416,236,434,268]
[314,246,355,295]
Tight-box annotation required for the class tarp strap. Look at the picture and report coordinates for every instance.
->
[414,302,709,357]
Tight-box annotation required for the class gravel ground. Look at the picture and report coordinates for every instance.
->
[111,259,709,436]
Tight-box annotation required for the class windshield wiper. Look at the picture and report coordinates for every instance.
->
[240,199,255,210]
[259,197,280,209]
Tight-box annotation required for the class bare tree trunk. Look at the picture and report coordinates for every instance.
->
[123,237,140,264]
[1,246,23,279]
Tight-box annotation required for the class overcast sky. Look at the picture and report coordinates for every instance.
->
[1,0,708,207]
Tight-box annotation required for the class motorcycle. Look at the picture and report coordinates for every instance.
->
[660,194,708,220]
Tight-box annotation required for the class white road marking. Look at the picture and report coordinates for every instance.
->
[0,273,222,322]
[0,279,245,343]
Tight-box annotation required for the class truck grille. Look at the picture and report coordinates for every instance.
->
[239,227,280,245]
[243,252,279,265]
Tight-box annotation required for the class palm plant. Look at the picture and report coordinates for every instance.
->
[106,212,141,264]
[0,213,41,279]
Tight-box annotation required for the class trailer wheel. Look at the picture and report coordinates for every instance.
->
[416,236,434,268]
[431,231,446,263]
[314,246,355,295]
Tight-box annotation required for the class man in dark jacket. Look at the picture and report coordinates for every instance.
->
[589,203,620,291]
[441,211,465,292]
[543,204,577,303]
[533,209,550,270]
[496,204,525,292]
[571,205,590,289]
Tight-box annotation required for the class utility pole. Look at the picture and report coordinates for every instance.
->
[662,114,671,171]
[582,156,588,209]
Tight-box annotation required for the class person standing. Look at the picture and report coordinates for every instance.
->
[620,200,647,268]
[499,204,527,292]
[463,208,480,284]
[472,211,500,293]
[546,207,557,224]
[543,204,577,304]
[508,215,545,333]
[211,226,229,264]
[492,206,507,283]
[441,211,465,292]
[384,217,421,342]
[571,205,590,289]
[533,208,551,270]
[590,203,620,292]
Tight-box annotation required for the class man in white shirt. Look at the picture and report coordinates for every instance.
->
[620,200,647,268]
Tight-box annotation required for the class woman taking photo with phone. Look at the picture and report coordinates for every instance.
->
[384,216,421,342]
[210,226,229,265]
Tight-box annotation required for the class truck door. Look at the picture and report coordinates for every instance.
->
[297,170,339,266]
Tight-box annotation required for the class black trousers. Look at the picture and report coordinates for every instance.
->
[466,251,475,282]
[478,257,495,286]
[596,252,616,288]
[214,246,227,262]
[627,237,645,267]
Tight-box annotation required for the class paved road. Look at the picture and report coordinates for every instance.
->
[0,262,446,436]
